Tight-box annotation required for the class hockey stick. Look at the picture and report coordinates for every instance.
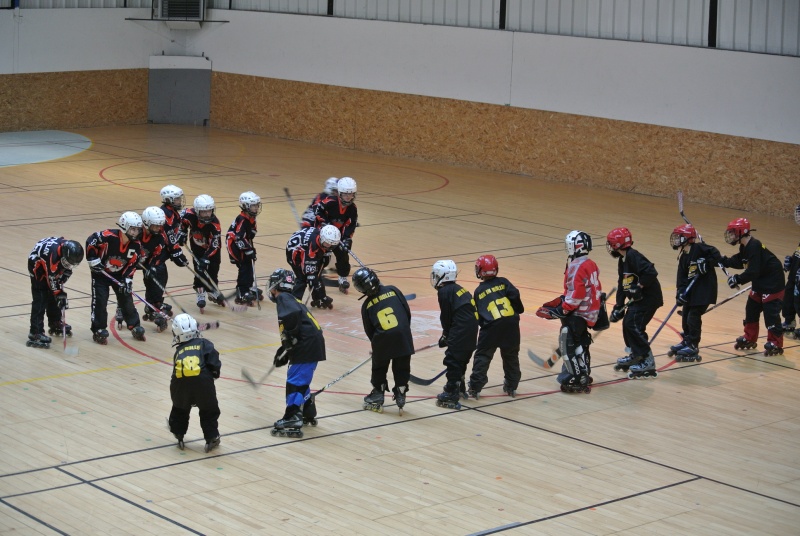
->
[703,285,751,314]
[341,244,367,269]
[242,364,275,389]
[99,271,173,332]
[61,307,79,356]
[283,187,303,228]
[251,259,261,311]
[648,277,697,346]
[303,352,373,402]
[409,368,446,386]
[184,261,248,313]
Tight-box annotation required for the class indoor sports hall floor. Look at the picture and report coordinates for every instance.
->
[1,125,798,535]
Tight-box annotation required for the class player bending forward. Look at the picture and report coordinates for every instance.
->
[536,231,602,393]
[268,269,327,438]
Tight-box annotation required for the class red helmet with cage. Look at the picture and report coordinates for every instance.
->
[606,227,633,256]
[475,255,499,280]
[724,218,751,245]
[669,224,698,250]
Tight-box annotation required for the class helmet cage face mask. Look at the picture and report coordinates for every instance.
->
[239,192,262,216]
[160,185,185,210]
[319,225,341,250]
[724,218,750,245]
[142,207,166,235]
[670,224,697,250]
[194,195,216,224]
[118,212,143,240]
[605,227,632,256]
[337,177,357,206]
[267,269,295,301]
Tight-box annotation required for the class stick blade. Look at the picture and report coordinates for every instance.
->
[241,368,259,388]
[404,293,417,301]
[409,369,446,386]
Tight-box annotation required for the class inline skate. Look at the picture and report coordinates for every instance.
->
[674,344,701,363]
[392,385,408,415]
[271,412,304,438]
[627,352,658,379]
[763,342,784,356]
[435,382,462,410]
[92,328,109,345]
[48,321,72,337]
[362,384,386,413]
[26,332,52,349]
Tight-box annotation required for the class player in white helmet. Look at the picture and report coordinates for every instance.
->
[313,177,358,294]
[180,195,223,311]
[301,177,338,228]
[285,224,341,309]
[227,191,263,306]
[85,212,146,344]
[430,260,478,410]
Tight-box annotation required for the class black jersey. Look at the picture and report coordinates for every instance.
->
[437,282,479,354]
[302,192,334,228]
[85,229,141,279]
[139,229,172,268]
[226,211,257,263]
[28,237,74,293]
[314,196,358,240]
[614,248,664,309]
[473,276,524,344]
[677,242,722,306]
[180,208,222,262]
[172,338,221,381]
[286,227,328,283]
[722,237,785,293]
[160,204,183,248]
[361,284,415,360]
[275,292,326,365]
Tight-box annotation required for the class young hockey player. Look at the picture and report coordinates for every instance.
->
[781,204,800,339]
[720,217,786,356]
[313,177,358,293]
[431,260,479,409]
[536,231,602,393]
[226,191,263,306]
[285,224,341,309]
[26,237,84,348]
[139,207,188,332]
[166,313,222,453]
[607,227,664,379]
[668,224,723,362]
[268,268,327,438]
[85,212,146,344]
[352,267,414,414]
[159,184,185,248]
[301,177,338,228]
[181,194,224,311]
[467,255,524,398]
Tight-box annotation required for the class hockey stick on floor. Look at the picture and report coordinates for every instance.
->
[184,260,248,313]
[60,307,79,356]
[251,259,261,311]
[409,368,446,386]
[304,352,373,401]
[283,187,303,228]
[99,271,175,333]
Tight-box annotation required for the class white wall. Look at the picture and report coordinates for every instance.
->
[2,8,799,144]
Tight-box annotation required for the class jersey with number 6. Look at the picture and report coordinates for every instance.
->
[171,338,221,380]
[474,276,524,344]
[361,284,415,360]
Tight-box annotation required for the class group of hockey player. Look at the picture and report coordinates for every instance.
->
[25,173,800,442]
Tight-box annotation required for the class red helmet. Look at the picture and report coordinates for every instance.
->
[475,255,498,280]
[670,224,698,250]
[606,227,633,255]
[724,218,751,245]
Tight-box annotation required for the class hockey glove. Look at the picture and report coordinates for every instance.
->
[88,258,104,273]
[727,274,740,289]
[676,292,688,306]
[197,257,211,275]
[535,305,567,320]
[438,333,448,348]
[280,330,298,351]
[243,248,256,261]
[177,231,187,247]
[786,255,793,272]
[609,305,626,323]
[172,250,188,267]
[626,285,642,302]
[122,278,134,295]
[340,238,353,251]
[55,291,69,310]
[143,267,155,283]
[210,367,220,379]
[273,345,289,368]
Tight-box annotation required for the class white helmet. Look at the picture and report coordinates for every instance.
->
[239,191,262,216]
[431,260,458,288]
[319,224,341,249]
[172,313,200,346]
[193,194,215,223]
[324,177,339,195]
[565,230,592,259]
[118,211,143,240]
[142,206,166,233]
[160,185,185,210]
[337,177,357,206]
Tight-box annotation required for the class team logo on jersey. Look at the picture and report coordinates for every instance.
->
[107,257,125,272]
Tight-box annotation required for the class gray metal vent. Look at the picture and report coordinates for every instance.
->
[154,0,205,20]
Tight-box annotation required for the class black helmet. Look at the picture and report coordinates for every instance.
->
[268,269,295,298]
[352,267,380,296]
[61,240,84,270]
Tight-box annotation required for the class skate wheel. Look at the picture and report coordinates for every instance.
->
[177,440,185,450]
[667,350,676,357]
[270,429,280,437]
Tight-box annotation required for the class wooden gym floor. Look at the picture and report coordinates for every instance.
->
[0,125,798,535]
